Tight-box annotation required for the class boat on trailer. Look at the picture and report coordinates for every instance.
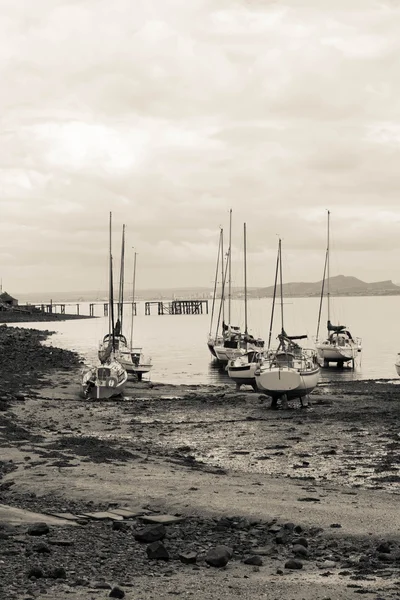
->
[254,239,319,408]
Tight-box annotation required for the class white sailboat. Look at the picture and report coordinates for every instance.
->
[316,211,362,368]
[82,213,128,400]
[227,222,265,390]
[99,230,152,381]
[211,212,264,364]
[395,355,400,377]
[254,239,319,408]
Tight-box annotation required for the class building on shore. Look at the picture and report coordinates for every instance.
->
[0,292,18,309]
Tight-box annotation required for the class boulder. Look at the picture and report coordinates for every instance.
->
[27,523,49,536]
[109,586,125,598]
[205,545,233,568]
[285,559,303,570]
[146,541,169,560]
[243,555,263,566]
[134,524,166,543]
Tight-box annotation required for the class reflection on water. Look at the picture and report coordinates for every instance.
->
[9,296,400,385]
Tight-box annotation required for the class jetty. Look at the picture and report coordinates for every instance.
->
[26,299,208,316]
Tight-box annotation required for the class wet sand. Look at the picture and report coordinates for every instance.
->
[0,326,399,599]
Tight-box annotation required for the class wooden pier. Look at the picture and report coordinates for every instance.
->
[144,300,208,316]
[31,301,137,317]
[29,299,207,317]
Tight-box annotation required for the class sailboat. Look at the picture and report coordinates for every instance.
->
[81,213,128,400]
[99,229,152,381]
[227,223,265,390]
[210,211,264,364]
[395,356,400,377]
[315,211,362,368]
[254,239,319,407]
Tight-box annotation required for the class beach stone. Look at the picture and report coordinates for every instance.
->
[146,541,169,560]
[27,566,44,579]
[33,542,51,554]
[294,525,303,534]
[205,545,233,568]
[49,566,67,579]
[284,522,295,530]
[140,514,185,525]
[320,560,337,569]
[295,537,308,548]
[112,521,129,532]
[109,586,125,598]
[179,551,197,564]
[378,553,395,562]
[269,525,281,534]
[376,542,391,554]
[27,523,49,536]
[244,555,263,566]
[135,524,166,543]
[285,558,303,570]
[293,544,309,557]
[275,530,288,544]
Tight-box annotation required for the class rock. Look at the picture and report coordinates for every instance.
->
[284,522,295,530]
[179,551,197,564]
[275,531,288,544]
[205,545,233,568]
[285,559,303,570]
[330,523,342,528]
[27,566,44,579]
[33,542,51,554]
[146,541,169,560]
[49,566,67,579]
[295,537,308,548]
[92,581,112,589]
[112,521,129,532]
[109,587,125,598]
[320,560,337,569]
[378,553,395,562]
[27,523,49,536]
[244,555,263,566]
[377,542,391,554]
[276,568,284,575]
[293,544,309,557]
[134,524,166,543]
[294,525,303,534]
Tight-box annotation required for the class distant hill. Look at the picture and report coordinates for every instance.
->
[249,275,400,298]
[12,276,400,304]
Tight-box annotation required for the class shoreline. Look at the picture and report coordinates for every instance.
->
[0,326,399,599]
[0,312,95,323]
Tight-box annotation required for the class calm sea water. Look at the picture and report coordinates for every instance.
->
[10,296,400,385]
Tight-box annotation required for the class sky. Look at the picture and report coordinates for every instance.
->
[1,0,400,293]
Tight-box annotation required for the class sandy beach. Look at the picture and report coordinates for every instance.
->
[0,324,399,599]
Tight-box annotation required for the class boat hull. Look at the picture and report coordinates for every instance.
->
[227,362,258,388]
[81,363,128,400]
[395,361,400,377]
[255,366,319,400]
[316,342,359,364]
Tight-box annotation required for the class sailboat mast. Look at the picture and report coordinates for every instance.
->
[279,238,284,333]
[228,208,232,324]
[209,229,222,337]
[118,224,126,333]
[129,250,137,348]
[221,228,225,326]
[109,212,115,351]
[327,210,330,325]
[243,222,248,335]
[268,243,280,351]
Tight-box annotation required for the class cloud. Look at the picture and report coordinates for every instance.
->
[1,0,400,293]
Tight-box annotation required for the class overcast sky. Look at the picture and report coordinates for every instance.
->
[1,0,400,293]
